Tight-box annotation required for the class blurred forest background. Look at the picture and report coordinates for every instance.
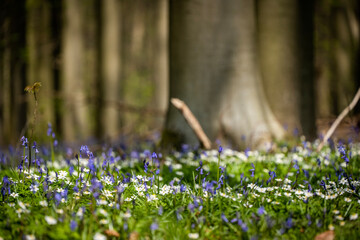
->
[0,0,359,149]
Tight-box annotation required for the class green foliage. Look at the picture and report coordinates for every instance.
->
[1,137,360,239]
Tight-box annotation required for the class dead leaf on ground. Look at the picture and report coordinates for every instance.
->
[129,232,139,240]
[314,230,335,240]
[104,229,120,237]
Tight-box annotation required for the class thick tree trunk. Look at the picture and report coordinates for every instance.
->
[164,0,284,149]
[1,0,27,145]
[257,0,300,132]
[258,0,316,139]
[331,3,359,113]
[62,0,89,141]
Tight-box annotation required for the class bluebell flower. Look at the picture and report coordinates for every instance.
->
[152,152,158,159]
[316,219,322,228]
[257,206,265,215]
[306,214,312,226]
[196,161,203,172]
[69,166,74,176]
[302,169,310,179]
[47,123,53,136]
[54,193,62,206]
[316,158,321,167]
[218,146,223,154]
[293,160,299,174]
[70,220,77,231]
[150,222,158,231]
[249,163,255,178]
[188,203,195,213]
[158,206,163,216]
[180,184,186,193]
[319,180,327,191]
[18,160,24,172]
[80,145,93,159]
[176,208,183,221]
[20,136,28,148]
[143,150,151,158]
[338,144,349,164]
[285,217,293,229]
[143,160,150,173]
[221,213,229,223]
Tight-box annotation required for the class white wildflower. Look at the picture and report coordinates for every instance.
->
[99,219,108,225]
[10,192,18,198]
[45,216,57,225]
[56,209,64,214]
[332,210,340,215]
[350,213,358,220]
[98,209,108,217]
[39,200,48,207]
[284,192,292,197]
[336,215,344,221]
[188,233,199,239]
[93,232,107,240]
[124,211,131,219]
[25,235,36,240]
[147,194,158,201]
[30,184,39,193]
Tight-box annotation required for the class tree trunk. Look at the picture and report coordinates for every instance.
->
[62,0,89,141]
[1,0,27,145]
[258,0,316,139]
[151,0,169,127]
[257,0,300,132]
[101,0,121,140]
[27,0,55,141]
[331,2,359,113]
[164,0,284,149]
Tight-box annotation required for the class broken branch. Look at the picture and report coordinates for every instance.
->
[171,98,212,150]
[317,87,360,151]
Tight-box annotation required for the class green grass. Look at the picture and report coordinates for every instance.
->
[0,138,360,239]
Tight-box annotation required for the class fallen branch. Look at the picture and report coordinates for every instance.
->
[171,98,212,150]
[317,88,360,151]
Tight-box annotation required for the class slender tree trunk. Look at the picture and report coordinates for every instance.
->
[27,0,54,141]
[101,0,121,140]
[151,0,168,127]
[1,20,11,144]
[62,0,89,141]
[297,0,316,139]
[164,0,284,149]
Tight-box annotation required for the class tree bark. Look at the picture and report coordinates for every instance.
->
[164,0,284,149]
[27,0,55,140]
[151,0,168,127]
[62,0,89,141]
[258,0,316,139]
[101,0,121,140]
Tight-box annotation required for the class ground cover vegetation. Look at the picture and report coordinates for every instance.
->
[0,125,360,239]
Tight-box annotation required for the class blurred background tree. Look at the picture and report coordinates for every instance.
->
[0,0,358,149]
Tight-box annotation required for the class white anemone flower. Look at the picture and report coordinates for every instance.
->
[45,216,57,225]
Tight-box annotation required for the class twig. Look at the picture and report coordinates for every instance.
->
[171,98,212,150]
[317,88,360,151]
